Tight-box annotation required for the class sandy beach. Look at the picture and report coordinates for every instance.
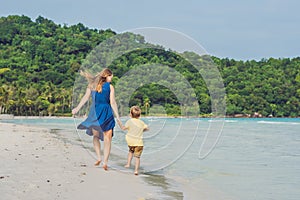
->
[0,119,238,200]
[0,122,164,200]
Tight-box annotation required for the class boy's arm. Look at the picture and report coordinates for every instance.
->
[143,125,149,131]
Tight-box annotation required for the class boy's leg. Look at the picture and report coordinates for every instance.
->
[134,146,143,175]
[92,129,101,166]
[125,151,133,168]
[134,157,140,175]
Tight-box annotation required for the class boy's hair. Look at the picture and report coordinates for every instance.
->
[130,106,141,118]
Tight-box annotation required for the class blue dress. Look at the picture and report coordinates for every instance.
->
[77,82,115,141]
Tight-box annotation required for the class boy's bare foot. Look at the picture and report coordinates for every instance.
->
[94,160,101,166]
[134,171,138,176]
[102,163,108,171]
[124,164,130,168]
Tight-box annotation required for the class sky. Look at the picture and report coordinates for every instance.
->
[1,0,299,61]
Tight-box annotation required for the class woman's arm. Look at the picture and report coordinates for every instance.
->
[72,87,91,115]
[110,84,121,122]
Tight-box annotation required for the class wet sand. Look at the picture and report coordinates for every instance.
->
[0,122,161,200]
[0,120,237,200]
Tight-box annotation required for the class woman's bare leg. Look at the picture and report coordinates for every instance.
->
[92,129,101,165]
[103,129,112,170]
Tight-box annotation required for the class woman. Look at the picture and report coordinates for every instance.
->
[72,68,121,170]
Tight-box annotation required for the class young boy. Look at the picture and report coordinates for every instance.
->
[118,106,149,175]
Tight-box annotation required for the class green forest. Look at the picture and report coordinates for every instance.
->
[0,15,299,117]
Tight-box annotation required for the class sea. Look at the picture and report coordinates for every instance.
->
[1,117,299,200]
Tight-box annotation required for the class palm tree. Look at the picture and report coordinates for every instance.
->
[0,86,8,114]
[0,85,14,114]
[143,97,150,116]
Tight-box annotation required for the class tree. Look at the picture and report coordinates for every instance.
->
[1,15,299,117]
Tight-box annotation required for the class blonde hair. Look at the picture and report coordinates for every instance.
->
[130,106,142,118]
[80,68,113,92]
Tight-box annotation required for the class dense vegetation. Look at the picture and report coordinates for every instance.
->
[0,15,299,117]
[0,15,115,116]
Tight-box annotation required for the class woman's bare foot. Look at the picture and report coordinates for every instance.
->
[124,164,130,168]
[134,171,138,176]
[94,160,101,166]
[102,163,108,171]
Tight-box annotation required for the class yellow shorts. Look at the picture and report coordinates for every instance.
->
[128,146,143,158]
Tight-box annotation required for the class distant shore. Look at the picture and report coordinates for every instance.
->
[1,114,298,120]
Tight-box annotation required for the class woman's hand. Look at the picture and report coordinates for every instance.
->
[116,118,122,127]
[116,118,126,130]
[72,87,91,116]
[72,107,79,115]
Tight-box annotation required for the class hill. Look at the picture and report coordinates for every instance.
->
[0,15,299,117]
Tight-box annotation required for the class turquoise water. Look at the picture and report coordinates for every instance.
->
[2,117,300,200]
[174,118,300,200]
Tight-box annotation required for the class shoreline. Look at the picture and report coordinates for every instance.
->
[0,122,175,199]
[0,119,241,200]
[1,114,299,120]
[1,116,298,199]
